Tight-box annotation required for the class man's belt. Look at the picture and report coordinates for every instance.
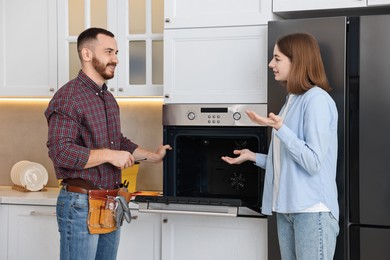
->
[62,178,118,196]
[64,185,119,197]
[64,185,89,194]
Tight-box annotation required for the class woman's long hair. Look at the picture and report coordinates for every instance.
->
[276,33,332,94]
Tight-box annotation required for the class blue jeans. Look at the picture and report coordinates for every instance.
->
[276,212,339,260]
[56,189,121,260]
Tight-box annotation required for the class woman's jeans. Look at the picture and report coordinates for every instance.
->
[56,188,121,260]
[276,212,339,260]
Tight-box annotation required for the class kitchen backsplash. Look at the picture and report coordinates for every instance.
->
[0,98,164,191]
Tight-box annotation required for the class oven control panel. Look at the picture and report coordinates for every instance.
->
[163,104,267,126]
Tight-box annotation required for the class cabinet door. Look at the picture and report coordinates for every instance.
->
[368,0,390,5]
[164,0,273,28]
[164,26,267,104]
[117,210,162,260]
[0,205,7,260]
[0,0,57,97]
[8,205,59,260]
[273,0,366,12]
[161,214,267,260]
[58,0,163,97]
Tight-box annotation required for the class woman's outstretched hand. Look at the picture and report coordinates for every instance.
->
[221,149,256,165]
[246,111,283,130]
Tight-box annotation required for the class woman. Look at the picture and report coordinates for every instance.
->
[222,33,339,260]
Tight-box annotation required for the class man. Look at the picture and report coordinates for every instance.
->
[45,27,171,260]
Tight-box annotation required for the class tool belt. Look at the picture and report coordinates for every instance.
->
[87,188,133,235]
[88,189,118,234]
[62,179,133,234]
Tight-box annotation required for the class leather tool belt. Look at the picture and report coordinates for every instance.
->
[62,178,133,234]
[87,189,120,234]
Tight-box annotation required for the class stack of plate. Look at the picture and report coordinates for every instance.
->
[10,161,49,191]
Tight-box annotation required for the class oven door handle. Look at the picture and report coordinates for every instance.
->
[138,202,238,217]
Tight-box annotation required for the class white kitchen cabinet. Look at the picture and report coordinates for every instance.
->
[0,205,8,260]
[164,25,268,104]
[57,0,163,97]
[0,0,57,97]
[273,0,367,12]
[117,209,162,260]
[164,0,273,29]
[5,204,59,260]
[368,0,390,5]
[1,205,160,260]
[161,214,267,260]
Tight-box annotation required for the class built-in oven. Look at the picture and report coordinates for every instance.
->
[135,104,268,217]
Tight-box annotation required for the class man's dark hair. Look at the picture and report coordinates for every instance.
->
[77,27,115,57]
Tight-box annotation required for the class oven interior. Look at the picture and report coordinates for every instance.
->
[163,126,267,211]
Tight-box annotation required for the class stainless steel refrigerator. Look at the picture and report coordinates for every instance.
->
[268,15,390,260]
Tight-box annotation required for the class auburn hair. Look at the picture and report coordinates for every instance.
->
[276,33,332,94]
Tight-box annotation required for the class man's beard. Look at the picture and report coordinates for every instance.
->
[92,57,116,80]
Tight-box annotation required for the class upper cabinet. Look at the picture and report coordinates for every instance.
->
[57,0,164,97]
[115,0,164,97]
[164,0,273,29]
[273,0,367,12]
[0,0,57,97]
[163,26,268,104]
[163,0,273,104]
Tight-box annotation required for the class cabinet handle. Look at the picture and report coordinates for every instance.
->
[30,211,56,217]
[164,93,170,98]
[118,87,124,92]
[49,88,55,92]
[165,18,170,23]
[109,88,115,92]
[139,208,237,217]
[138,203,238,217]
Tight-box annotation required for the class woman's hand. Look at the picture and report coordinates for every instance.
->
[246,111,283,130]
[221,149,256,165]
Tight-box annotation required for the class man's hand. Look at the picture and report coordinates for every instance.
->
[85,149,134,170]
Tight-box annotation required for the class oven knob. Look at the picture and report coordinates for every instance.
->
[187,112,196,120]
[233,112,241,121]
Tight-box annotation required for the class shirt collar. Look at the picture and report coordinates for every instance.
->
[77,70,107,94]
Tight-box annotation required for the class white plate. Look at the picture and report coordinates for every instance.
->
[19,163,45,191]
[32,162,48,186]
[16,161,33,186]
[10,161,30,186]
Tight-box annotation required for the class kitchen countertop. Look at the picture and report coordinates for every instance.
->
[0,186,139,209]
[0,186,59,206]
[0,186,264,216]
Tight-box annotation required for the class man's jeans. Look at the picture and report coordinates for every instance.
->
[277,212,339,260]
[56,188,121,260]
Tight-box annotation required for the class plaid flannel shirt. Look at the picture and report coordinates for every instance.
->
[45,70,138,189]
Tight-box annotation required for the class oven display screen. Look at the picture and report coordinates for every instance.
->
[201,107,228,113]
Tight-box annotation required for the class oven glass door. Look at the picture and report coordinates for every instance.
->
[163,126,267,212]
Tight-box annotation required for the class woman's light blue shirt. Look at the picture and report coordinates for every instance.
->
[255,86,339,221]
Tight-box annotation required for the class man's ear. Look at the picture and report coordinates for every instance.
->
[81,48,92,62]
